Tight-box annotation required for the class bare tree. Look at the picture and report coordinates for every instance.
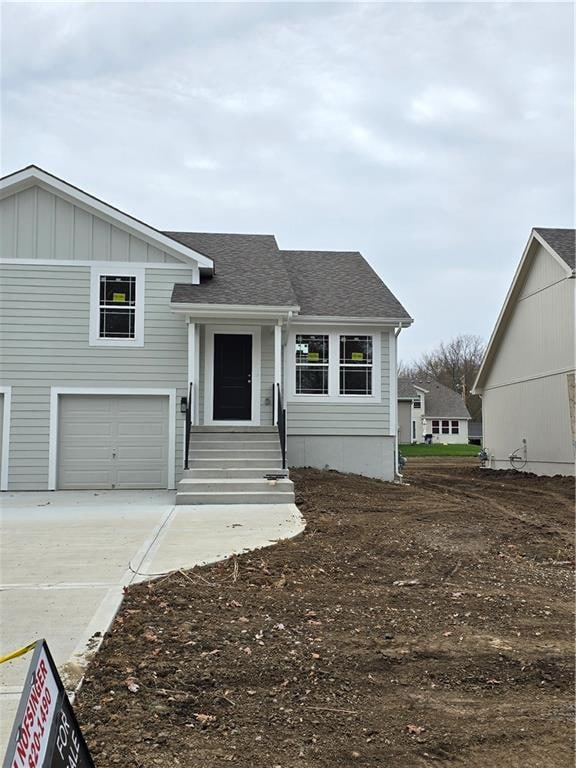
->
[399,334,485,421]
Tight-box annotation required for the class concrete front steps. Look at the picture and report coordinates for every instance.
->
[176,427,294,505]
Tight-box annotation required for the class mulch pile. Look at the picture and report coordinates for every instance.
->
[75,462,575,767]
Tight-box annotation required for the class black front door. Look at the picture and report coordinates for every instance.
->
[213,334,252,421]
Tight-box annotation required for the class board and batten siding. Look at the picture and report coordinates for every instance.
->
[286,331,391,436]
[0,263,190,490]
[0,185,187,266]
[481,243,575,475]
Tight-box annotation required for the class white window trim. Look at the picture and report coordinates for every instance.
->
[89,266,145,347]
[0,386,12,491]
[204,325,262,426]
[48,387,176,490]
[288,328,381,403]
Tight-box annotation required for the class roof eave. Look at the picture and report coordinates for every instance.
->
[170,302,301,320]
[292,315,414,326]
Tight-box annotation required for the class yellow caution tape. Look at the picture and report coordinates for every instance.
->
[0,641,37,665]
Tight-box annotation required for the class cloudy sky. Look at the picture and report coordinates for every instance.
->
[1,2,573,362]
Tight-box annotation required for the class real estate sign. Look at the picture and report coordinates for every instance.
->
[2,640,94,768]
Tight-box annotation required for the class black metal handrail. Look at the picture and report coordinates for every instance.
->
[184,381,193,470]
[276,383,287,470]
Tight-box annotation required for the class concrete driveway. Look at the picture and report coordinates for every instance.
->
[0,490,304,751]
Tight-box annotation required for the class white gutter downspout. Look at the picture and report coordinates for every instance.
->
[393,323,404,482]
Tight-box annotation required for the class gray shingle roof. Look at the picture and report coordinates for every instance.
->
[166,232,298,307]
[534,228,575,270]
[398,377,471,419]
[167,232,412,320]
[279,250,412,319]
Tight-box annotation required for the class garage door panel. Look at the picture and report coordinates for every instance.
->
[58,395,169,490]
[117,421,168,438]
[115,469,167,489]
[58,468,116,490]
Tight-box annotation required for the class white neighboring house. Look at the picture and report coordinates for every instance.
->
[472,228,575,476]
[397,378,471,444]
[0,165,413,495]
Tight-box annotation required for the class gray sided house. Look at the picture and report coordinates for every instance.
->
[0,166,413,495]
[397,378,471,444]
[473,228,575,476]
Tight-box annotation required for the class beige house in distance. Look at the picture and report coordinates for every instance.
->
[473,228,575,476]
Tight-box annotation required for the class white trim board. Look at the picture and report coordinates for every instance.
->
[203,325,262,426]
[48,387,177,490]
[0,386,12,491]
[0,259,198,274]
[0,165,213,270]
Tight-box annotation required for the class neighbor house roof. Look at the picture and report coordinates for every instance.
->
[167,232,298,308]
[533,228,575,270]
[168,233,413,321]
[279,250,412,320]
[398,377,471,419]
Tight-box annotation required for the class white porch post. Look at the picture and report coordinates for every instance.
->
[187,320,196,424]
[274,322,282,425]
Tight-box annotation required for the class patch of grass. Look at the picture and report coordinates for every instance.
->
[400,442,481,456]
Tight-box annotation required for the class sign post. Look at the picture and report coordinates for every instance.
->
[2,640,94,768]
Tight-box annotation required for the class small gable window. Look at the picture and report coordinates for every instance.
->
[90,267,144,347]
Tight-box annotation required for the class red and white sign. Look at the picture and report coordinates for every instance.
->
[8,645,59,768]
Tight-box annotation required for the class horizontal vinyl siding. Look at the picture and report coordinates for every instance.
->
[287,331,391,436]
[0,186,185,266]
[0,264,190,490]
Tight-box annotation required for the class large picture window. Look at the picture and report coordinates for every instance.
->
[99,275,136,339]
[295,334,329,394]
[339,335,373,395]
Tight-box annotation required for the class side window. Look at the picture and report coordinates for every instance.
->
[295,334,329,394]
[99,275,136,339]
[90,268,144,347]
[339,335,373,395]
[451,420,459,434]
[432,420,440,434]
[441,420,450,434]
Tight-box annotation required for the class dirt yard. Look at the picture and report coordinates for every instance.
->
[75,460,574,767]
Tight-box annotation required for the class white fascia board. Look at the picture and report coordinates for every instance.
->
[472,232,542,393]
[0,165,213,270]
[532,229,575,275]
[170,302,300,320]
[413,385,429,394]
[293,315,414,326]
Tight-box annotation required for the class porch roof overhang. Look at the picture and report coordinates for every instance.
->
[292,315,414,327]
[170,302,300,321]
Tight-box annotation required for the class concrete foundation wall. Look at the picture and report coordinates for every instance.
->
[287,435,395,481]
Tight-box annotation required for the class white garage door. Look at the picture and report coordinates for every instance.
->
[58,395,169,489]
